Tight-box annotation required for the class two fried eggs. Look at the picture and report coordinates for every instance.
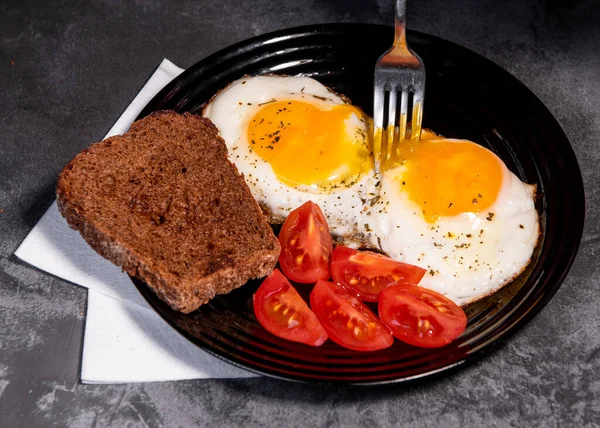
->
[203,75,539,306]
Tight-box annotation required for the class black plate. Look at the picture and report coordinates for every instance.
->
[133,23,584,385]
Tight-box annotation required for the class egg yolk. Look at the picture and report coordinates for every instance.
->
[401,139,503,223]
[247,100,371,188]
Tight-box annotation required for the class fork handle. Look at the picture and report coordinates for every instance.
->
[393,0,409,53]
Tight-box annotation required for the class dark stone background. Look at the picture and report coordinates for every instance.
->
[1,0,599,426]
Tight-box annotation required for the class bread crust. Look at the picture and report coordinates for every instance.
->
[57,111,280,313]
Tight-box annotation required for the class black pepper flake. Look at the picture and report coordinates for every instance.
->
[472,198,478,204]
[486,212,495,221]
[258,99,276,106]
[519,224,524,229]
[448,202,453,208]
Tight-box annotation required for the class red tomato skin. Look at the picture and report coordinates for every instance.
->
[331,246,427,301]
[278,201,333,283]
[253,269,328,347]
[310,280,393,352]
[378,284,467,348]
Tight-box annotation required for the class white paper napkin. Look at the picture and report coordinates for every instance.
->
[15,59,256,383]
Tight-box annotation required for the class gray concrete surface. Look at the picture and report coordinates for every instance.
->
[1,0,599,426]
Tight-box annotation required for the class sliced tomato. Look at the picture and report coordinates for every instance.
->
[253,269,327,346]
[331,246,426,301]
[309,280,393,351]
[378,284,467,348]
[278,201,333,283]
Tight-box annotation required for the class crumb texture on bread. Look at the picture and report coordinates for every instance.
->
[57,111,280,313]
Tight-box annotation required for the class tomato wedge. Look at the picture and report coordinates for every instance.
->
[278,201,333,283]
[331,246,427,301]
[378,284,467,348]
[310,280,393,351]
[253,269,327,346]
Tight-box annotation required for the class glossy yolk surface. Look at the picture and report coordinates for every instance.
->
[247,100,371,188]
[400,139,503,223]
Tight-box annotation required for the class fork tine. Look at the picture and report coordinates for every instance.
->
[411,90,424,140]
[373,88,385,172]
[399,91,409,142]
[386,90,397,163]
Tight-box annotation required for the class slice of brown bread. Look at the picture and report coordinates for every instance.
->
[56,111,280,313]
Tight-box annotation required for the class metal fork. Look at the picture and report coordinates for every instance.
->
[373,0,426,172]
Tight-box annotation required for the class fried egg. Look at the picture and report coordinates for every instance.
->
[365,131,539,305]
[203,75,377,242]
[204,75,539,306]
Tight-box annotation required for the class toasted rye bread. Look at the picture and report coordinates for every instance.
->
[56,111,280,313]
